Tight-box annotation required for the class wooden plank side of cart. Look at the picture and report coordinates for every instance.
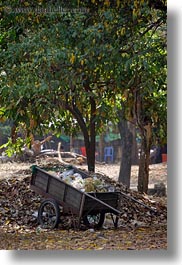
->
[30,166,85,215]
[30,166,122,218]
[83,192,122,216]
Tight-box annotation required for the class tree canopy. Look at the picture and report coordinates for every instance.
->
[0,0,167,174]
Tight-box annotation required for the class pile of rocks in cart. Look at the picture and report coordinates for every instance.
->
[47,166,117,193]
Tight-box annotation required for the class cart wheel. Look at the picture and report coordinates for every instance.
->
[38,199,60,229]
[83,213,105,229]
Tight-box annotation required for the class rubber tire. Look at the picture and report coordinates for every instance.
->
[38,199,60,229]
[83,213,105,229]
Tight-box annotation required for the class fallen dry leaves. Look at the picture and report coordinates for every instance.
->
[0,161,167,250]
[0,224,167,250]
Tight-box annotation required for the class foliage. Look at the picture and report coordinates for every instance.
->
[0,0,167,172]
[0,0,166,127]
[120,26,167,145]
[0,136,31,157]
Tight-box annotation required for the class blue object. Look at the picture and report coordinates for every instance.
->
[104,146,114,163]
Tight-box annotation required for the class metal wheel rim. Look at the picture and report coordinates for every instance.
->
[40,202,58,228]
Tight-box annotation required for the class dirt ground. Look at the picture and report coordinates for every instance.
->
[0,160,167,188]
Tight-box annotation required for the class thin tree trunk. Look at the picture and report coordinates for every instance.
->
[81,125,95,172]
[133,88,152,193]
[118,117,133,188]
[138,124,152,193]
[86,96,96,172]
[11,124,17,144]
[63,96,96,172]
[131,126,139,165]
[99,132,104,162]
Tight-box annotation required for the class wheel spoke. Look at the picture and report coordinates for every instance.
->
[38,199,60,229]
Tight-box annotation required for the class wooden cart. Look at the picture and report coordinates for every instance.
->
[30,165,122,229]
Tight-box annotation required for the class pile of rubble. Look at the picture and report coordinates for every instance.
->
[47,167,117,193]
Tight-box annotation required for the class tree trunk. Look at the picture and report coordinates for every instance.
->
[85,139,95,172]
[86,96,96,172]
[72,96,96,172]
[138,124,152,193]
[81,124,95,172]
[118,117,133,188]
[131,126,139,165]
[63,89,96,172]
[133,88,152,193]
[98,132,104,162]
[11,124,17,144]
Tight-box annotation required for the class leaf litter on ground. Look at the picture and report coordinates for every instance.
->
[0,160,167,250]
